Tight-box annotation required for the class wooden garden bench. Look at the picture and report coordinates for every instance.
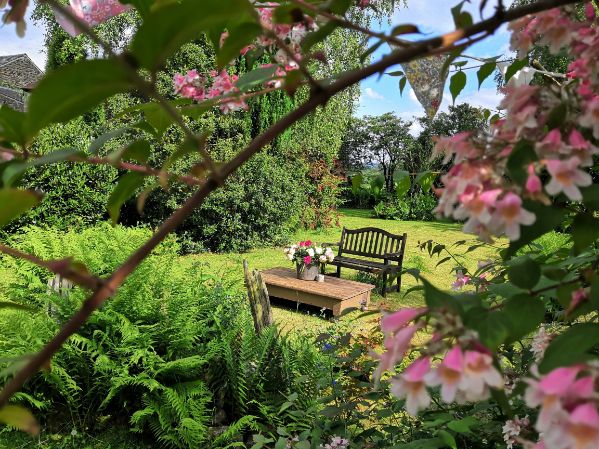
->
[326,227,407,296]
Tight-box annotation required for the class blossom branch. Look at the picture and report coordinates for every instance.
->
[42,0,218,176]
[0,244,104,291]
[0,147,205,187]
[0,0,581,409]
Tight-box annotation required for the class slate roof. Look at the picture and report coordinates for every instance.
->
[0,53,43,90]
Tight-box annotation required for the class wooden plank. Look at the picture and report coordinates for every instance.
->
[261,268,374,301]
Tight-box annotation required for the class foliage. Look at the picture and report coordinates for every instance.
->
[0,225,326,448]
[340,113,414,192]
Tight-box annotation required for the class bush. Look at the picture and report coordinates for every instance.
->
[0,225,325,448]
[372,192,437,221]
[138,152,306,253]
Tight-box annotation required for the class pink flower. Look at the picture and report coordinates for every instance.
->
[568,288,589,315]
[526,164,543,195]
[525,366,581,432]
[381,307,426,335]
[304,240,312,247]
[568,129,598,167]
[0,151,14,162]
[451,270,470,291]
[374,324,421,381]
[390,357,431,416]
[545,157,592,201]
[425,346,465,403]
[303,255,312,265]
[459,350,504,401]
[490,192,536,241]
[580,98,599,139]
[536,129,564,157]
[564,402,599,449]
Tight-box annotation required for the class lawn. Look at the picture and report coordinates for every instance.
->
[186,208,497,331]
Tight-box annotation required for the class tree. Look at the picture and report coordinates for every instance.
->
[341,113,414,192]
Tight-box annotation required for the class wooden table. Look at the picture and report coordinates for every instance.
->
[260,267,375,316]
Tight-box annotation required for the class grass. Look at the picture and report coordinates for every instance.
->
[184,208,497,331]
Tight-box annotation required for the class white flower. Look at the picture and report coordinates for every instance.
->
[287,253,294,261]
[503,416,529,449]
[307,248,315,257]
[530,325,552,362]
[319,255,327,263]
[315,247,323,255]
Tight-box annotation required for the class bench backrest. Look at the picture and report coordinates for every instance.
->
[338,227,407,260]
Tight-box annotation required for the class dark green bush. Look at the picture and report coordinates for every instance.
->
[0,225,324,448]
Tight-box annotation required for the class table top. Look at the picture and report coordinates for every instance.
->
[261,267,375,300]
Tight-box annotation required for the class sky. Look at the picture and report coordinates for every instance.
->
[0,1,514,131]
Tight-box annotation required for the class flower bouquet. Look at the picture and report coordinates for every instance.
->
[284,240,335,280]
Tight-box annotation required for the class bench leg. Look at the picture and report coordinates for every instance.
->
[397,272,402,293]
[336,265,341,278]
[381,272,387,297]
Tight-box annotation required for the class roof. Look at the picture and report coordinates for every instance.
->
[0,53,43,90]
[0,87,25,112]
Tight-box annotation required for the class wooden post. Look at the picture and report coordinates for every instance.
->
[243,260,273,334]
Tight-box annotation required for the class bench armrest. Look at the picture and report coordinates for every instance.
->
[384,251,404,260]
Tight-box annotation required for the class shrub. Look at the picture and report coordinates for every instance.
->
[0,226,325,448]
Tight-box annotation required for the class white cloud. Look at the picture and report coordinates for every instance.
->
[408,87,418,103]
[364,87,385,100]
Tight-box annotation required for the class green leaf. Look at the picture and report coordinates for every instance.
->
[163,133,209,171]
[572,213,599,253]
[423,280,462,315]
[361,40,384,63]
[502,294,545,342]
[546,103,568,129]
[465,308,511,350]
[507,256,540,289]
[0,405,39,434]
[0,189,41,228]
[89,126,132,155]
[446,416,478,434]
[217,22,262,68]
[26,59,133,135]
[114,140,152,164]
[302,21,337,53]
[539,323,599,373]
[415,171,435,192]
[506,140,537,186]
[143,103,174,137]
[399,76,407,96]
[131,0,256,70]
[504,59,528,82]
[3,148,83,186]
[505,202,565,259]
[330,0,352,14]
[351,173,363,194]
[581,184,599,210]
[107,173,146,224]
[394,170,411,199]
[449,71,466,104]
[0,106,29,146]
[477,62,496,89]
[390,24,420,36]
[437,430,456,449]
[236,65,279,91]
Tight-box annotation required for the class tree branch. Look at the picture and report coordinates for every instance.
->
[0,0,579,408]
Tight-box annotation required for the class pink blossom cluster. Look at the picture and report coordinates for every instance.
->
[54,0,131,37]
[174,2,318,112]
[523,365,599,449]
[503,415,530,449]
[435,5,598,243]
[375,307,503,416]
[322,436,350,449]
[173,69,248,113]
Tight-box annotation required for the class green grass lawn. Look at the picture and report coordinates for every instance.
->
[185,208,497,331]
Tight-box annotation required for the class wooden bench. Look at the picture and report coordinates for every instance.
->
[261,267,374,316]
[326,227,407,296]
